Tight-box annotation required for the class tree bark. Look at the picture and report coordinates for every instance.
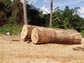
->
[31,27,82,44]
[23,0,28,24]
[50,0,53,27]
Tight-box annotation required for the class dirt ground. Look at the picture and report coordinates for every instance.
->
[0,35,84,63]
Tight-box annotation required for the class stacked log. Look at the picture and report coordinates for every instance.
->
[31,27,82,44]
[21,25,33,41]
[21,25,82,44]
[21,25,43,41]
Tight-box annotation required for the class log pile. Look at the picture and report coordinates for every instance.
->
[21,25,82,44]
[21,25,34,41]
[21,25,42,41]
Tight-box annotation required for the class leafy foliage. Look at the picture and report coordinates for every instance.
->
[52,6,84,32]
[0,1,84,36]
[27,5,46,26]
[81,30,84,37]
[0,24,22,34]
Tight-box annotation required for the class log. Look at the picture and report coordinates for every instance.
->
[21,25,34,41]
[31,27,82,44]
[21,25,44,41]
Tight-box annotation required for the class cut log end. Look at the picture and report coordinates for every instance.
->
[21,25,28,41]
[31,28,39,44]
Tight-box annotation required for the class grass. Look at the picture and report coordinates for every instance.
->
[0,24,23,35]
[81,30,84,37]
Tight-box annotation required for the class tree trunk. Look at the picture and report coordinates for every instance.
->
[50,0,53,27]
[23,0,28,24]
[31,27,82,44]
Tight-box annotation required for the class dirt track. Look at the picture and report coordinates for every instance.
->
[0,35,84,63]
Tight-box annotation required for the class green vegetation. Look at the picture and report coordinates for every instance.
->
[0,0,84,37]
[0,24,22,35]
[51,6,84,31]
[81,30,84,37]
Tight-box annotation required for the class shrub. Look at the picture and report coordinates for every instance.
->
[0,24,22,35]
[81,30,84,37]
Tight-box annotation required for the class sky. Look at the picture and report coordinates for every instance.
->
[20,0,84,18]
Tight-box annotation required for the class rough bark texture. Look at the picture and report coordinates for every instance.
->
[31,27,82,44]
[50,0,53,27]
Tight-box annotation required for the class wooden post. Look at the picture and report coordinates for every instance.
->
[50,0,53,27]
[23,0,28,24]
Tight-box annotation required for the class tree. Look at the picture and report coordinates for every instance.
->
[51,6,84,32]
[27,5,46,26]
[52,7,63,28]
[23,0,28,24]
[11,0,23,24]
[0,1,7,26]
[50,0,53,27]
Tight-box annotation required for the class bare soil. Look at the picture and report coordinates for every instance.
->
[0,35,84,63]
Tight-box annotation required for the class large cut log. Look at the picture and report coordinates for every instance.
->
[21,25,44,41]
[31,27,82,44]
[21,25,34,41]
